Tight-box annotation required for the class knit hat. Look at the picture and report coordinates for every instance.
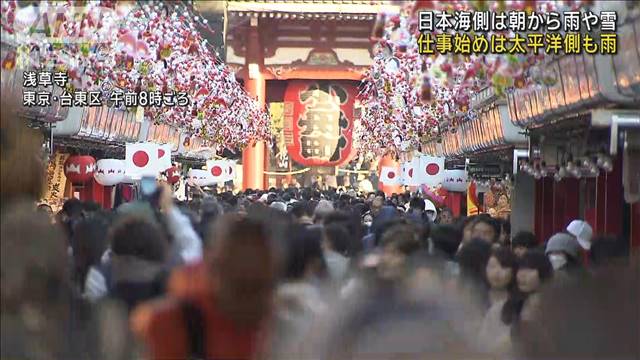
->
[567,220,593,250]
[270,201,287,212]
[545,232,581,260]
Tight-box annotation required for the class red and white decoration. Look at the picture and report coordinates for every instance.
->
[380,166,401,185]
[418,155,445,187]
[206,159,237,184]
[94,159,125,186]
[222,160,237,182]
[125,142,160,178]
[156,144,173,173]
[442,169,468,192]
[206,160,224,180]
[187,169,213,187]
[400,157,421,186]
[165,166,181,185]
[64,155,97,184]
[2,1,271,148]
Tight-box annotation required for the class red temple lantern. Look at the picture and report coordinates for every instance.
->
[283,80,357,167]
[166,166,181,184]
[64,155,97,184]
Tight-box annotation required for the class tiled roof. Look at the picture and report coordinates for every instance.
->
[226,0,400,14]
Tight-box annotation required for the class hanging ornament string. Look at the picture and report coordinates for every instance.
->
[357,0,589,157]
[263,168,311,176]
[1,0,271,151]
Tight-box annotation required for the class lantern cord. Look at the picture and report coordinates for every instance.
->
[263,168,310,176]
[337,168,372,175]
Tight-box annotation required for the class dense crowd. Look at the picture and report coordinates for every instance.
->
[1,100,638,360]
[1,182,638,360]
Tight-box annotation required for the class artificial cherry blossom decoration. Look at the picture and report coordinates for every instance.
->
[357,0,590,156]
[1,0,271,150]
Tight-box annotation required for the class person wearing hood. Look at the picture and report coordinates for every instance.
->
[424,200,438,223]
[545,232,587,281]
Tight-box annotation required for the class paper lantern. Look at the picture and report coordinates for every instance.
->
[165,166,181,185]
[441,169,468,192]
[64,155,96,184]
[283,81,357,167]
[94,159,125,186]
[186,169,213,187]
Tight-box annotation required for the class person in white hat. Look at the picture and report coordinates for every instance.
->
[424,200,438,222]
[566,220,593,250]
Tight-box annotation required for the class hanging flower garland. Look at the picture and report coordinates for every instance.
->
[1,0,271,150]
[357,0,590,156]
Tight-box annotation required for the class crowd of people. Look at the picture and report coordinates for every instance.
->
[1,99,638,360]
[2,180,638,359]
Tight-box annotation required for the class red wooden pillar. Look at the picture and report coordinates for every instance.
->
[242,19,266,190]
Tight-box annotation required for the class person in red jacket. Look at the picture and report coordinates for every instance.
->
[131,214,277,360]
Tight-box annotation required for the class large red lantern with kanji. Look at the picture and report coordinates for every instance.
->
[64,155,97,184]
[283,80,357,167]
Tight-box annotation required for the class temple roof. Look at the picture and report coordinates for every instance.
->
[225,0,400,16]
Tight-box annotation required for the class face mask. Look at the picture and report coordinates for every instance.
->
[548,253,567,270]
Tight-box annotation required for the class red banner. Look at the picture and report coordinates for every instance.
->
[283,80,357,167]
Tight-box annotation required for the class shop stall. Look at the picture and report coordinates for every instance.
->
[507,9,640,246]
